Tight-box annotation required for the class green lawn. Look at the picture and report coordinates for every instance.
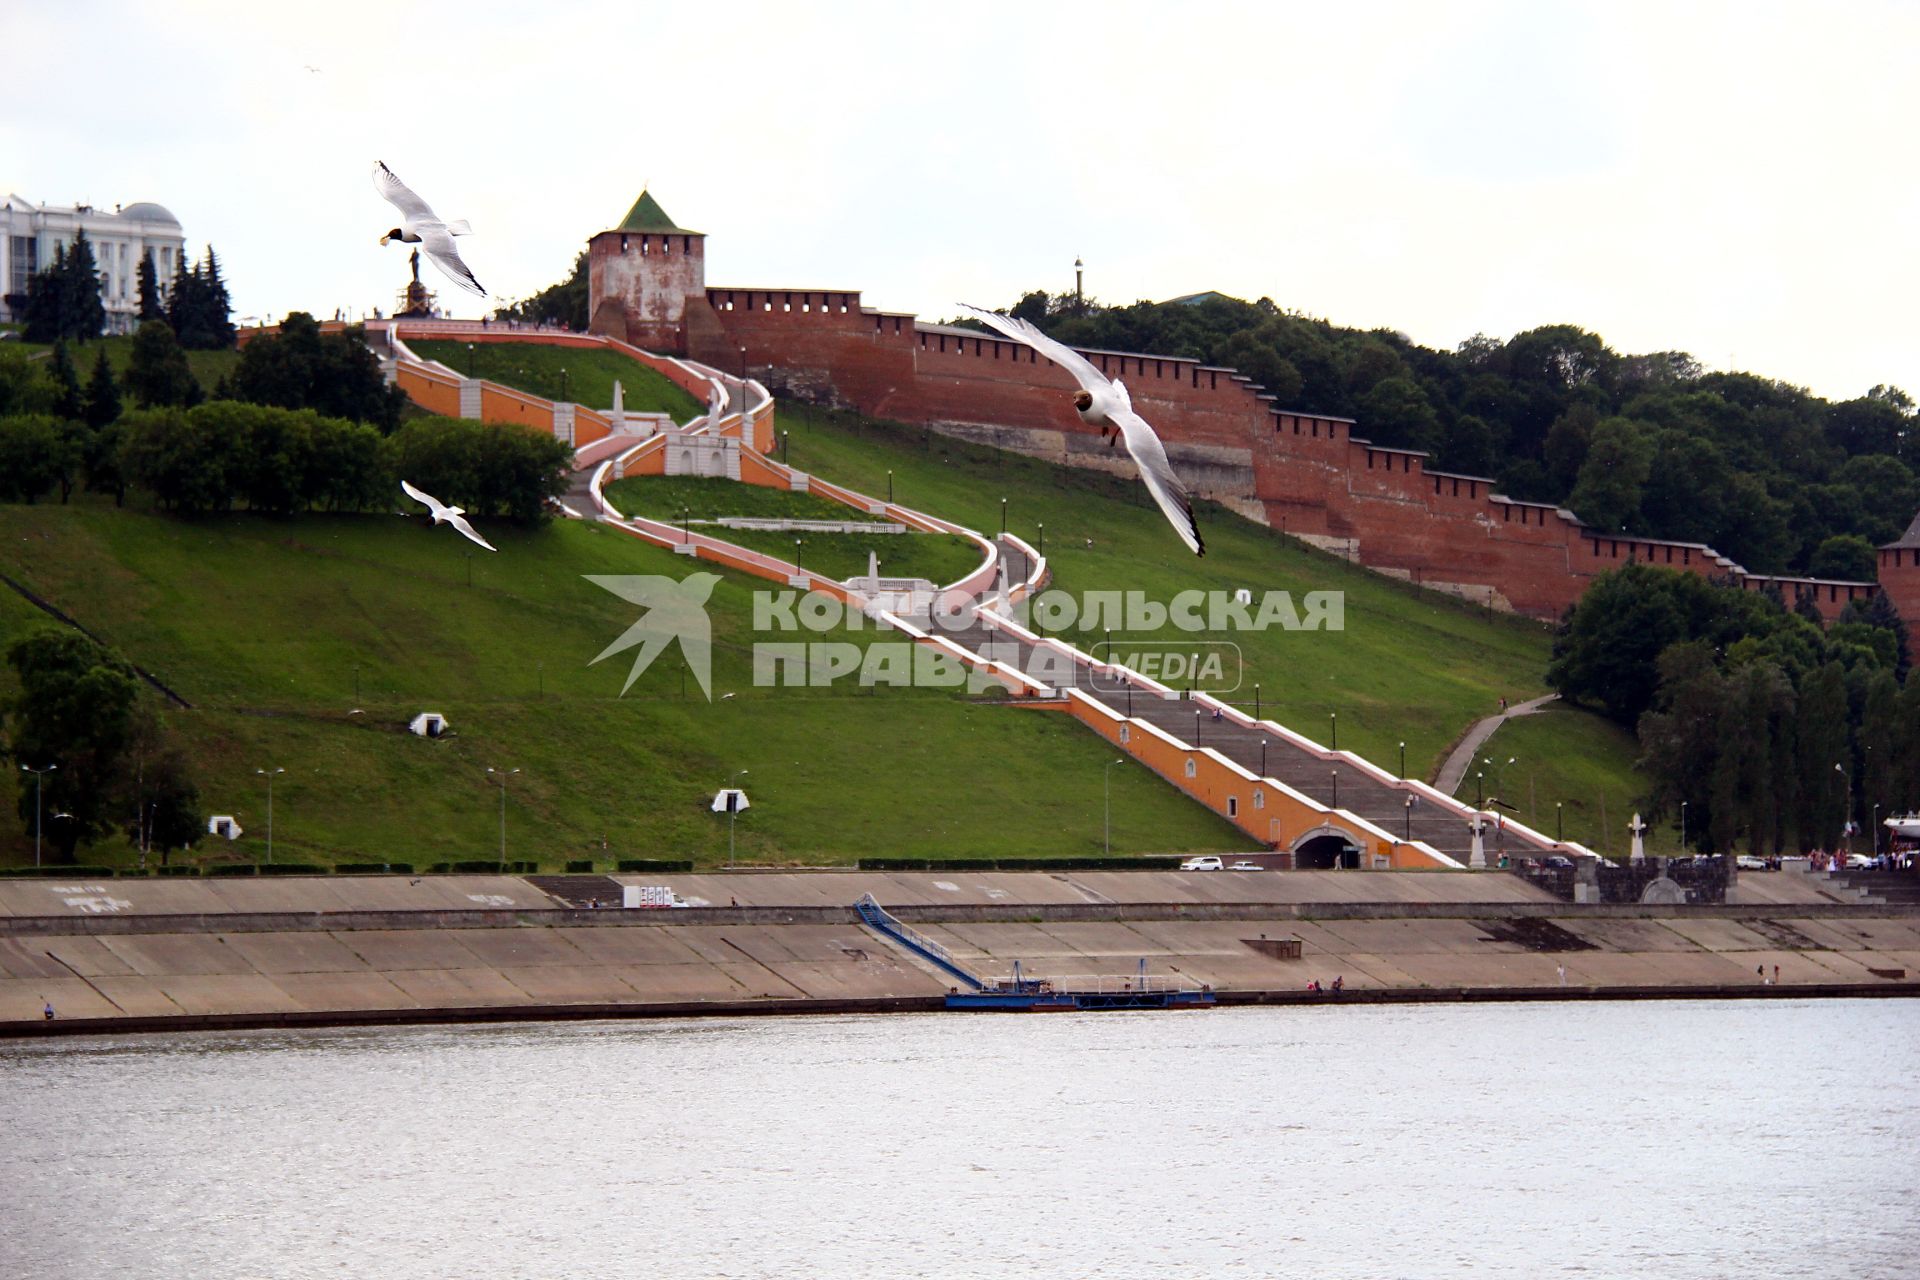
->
[407,339,703,420]
[19,334,239,395]
[1449,705,1668,855]
[605,474,883,523]
[0,500,1245,869]
[779,404,1557,778]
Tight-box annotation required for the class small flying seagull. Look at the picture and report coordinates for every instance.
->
[372,161,485,297]
[707,378,728,428]
[400,480,497,552]
[957,304,1203,556]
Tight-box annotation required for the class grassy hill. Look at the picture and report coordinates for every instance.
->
[405,339,703,419]
[16,333,239,394]
[777,405,1558,777]
[0,502,1245,870]
[0,389,1651,872]
[1452,706,1667,855]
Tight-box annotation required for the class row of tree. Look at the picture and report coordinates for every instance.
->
[1549,563,1913,853]
[961,291,1918,578]
[104,404,569,520]
[19,229,233,349]
[6,628,200,863]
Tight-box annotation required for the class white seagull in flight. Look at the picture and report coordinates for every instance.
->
[957,304,1204,556]
[373,161,486,297]
[400,480,497,552]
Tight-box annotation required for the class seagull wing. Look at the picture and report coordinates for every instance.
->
[446,513,497,552]
[956,304,1111,398]
[1114,407,1205,556]
[707,380,727,426]
[418,226,486,297]
[400,479,448,518]
[372,161,438,222]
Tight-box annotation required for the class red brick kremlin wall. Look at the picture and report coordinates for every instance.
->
[598,272,1886,624]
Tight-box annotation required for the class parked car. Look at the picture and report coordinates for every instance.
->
[1735,854,1768,871]
[1179,856,1224,872]
[1844,853,1876,870]
[1543,855,1573,870]
[1227,860,1265,872]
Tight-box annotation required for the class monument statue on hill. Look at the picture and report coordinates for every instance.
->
[396,247,436,318]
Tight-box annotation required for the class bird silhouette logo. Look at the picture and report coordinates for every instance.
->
[586,573,722,698]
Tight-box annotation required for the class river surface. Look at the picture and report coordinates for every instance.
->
[2,999,1915,1278]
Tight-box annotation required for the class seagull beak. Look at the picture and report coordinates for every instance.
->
[379,234,391,246]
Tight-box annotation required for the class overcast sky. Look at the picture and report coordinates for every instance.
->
[6,0,1915,402]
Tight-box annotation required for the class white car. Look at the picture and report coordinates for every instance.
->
[1228,860,1265,872]
[1843,853,1876,871]
[1735,854,1767,871]
[1179,856,1224,872]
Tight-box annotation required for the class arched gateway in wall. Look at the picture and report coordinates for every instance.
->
[1291,824,1365,870]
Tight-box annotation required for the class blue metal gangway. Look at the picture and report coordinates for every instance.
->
[853,893,984,990]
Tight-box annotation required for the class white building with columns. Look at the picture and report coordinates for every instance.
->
[1,194,188,335]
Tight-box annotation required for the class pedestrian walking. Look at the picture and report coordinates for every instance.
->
[1556,963,1566,986]
[43,1000,55,1020]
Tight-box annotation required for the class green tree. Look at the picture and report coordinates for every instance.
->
[47,340,84,421]
[497,249,589,330]
[230,312,405,431]
[1859,667,1899,833]
[1795,662,1850,850]
[5,627,140,862]
[1567,417,1652,533]
[117,406,238,514]
[1637,640,1727,848]
[124,319,201,408]
[1356,375,1441,454]
[61,229,106,341]
[136,249,164,322]
[0,415,65,502]
[1810,534,1877,581]
[84,345,120,429]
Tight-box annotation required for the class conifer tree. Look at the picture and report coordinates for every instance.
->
[62,229,106,342]
[196,246,235,348]
[136,249,164,322]
[48,340,85,421]
[84,346,120,429]
[125,319,200,408]
[165,252,194,336]
[21,243,68,342]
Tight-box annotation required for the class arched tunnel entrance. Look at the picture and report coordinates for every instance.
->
[1293,832,1362,870]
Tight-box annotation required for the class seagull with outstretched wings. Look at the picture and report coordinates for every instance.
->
[373,161,486,297]
[957,303,1203,555]
[400,480,497,552]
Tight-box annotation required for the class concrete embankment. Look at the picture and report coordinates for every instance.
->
[2,870,1914,1036]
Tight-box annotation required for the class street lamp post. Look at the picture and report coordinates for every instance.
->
[255,767,285,864]
[466,342,474,377]
[886,470,893,504]
[1398,741,1406,779]
[1254,683,1260,721]
[1104,758,1125,856]
[1405,795,1414,841]
[727,769,749,868]
[1476,770,1485,809]
[1000,498,1007,535]
[1836,762,1851,853]
[487,767,519,871]
[1331,770,1339,810]
[1260,737,1267,778]
[20,764,56,868]
[1329,713,1337,750]
[560,366,569,402]
[1680,800,1688,851]
[794,538,803,580]
[1037,523,1044,557]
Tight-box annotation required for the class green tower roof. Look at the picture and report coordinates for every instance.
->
[616,190,697,235]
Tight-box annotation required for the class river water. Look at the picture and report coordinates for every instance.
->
[1,1000,1915,1278]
